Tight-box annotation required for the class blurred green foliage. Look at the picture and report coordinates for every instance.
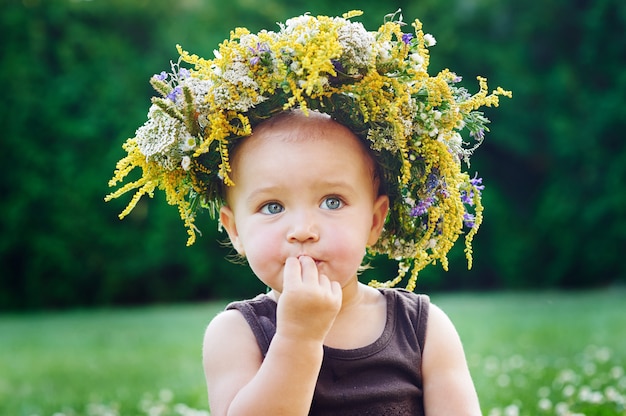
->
[1,0,624,310]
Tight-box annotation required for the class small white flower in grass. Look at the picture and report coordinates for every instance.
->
[159,388,174,403]
[554,402,569,415]
[497,373,510,387]
[583,361,597,375]
[595,346,611,362]
[557,368,577,384]
[578,385,604,403]
[604,386,622,403]
[537,386,550,398]
[562,384,576,397]
[538,398,552,411]
[503,404,519,416]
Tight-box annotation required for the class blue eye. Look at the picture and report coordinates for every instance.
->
[321,197,343,210]
[260,202,284,215]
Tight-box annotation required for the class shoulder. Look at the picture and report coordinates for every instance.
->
[203,293,277,371]
[203,308,263,368]
[421,302,481,414]
[381,288,430,309]
[203,309,264,415]
[382,289,430,327]
[422,302,465,369]
[204,298,270,359]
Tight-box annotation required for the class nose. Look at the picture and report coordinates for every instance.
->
[286,210,320,243]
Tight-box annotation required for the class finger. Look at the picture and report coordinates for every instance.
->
[282,257,302,291]
[329,280,342,297]
[318,274,342,296]
[298,255,319,284]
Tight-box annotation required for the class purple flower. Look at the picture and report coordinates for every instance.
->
[332,60,345,73]
[410,196,434,217]
[402,33,413,44]
[178,68,190,79]
[257,42,270,54]
[461,191,473,205]
[426,172,439,192]
[470,128,485,141]
[153,71,168,81]
[470,175,485,191]
[249,43,270,66]
[461,175,484,205]
[167,85,182,102]
[463,213,475,228]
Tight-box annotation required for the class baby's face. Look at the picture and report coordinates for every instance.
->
[220,113,388,292]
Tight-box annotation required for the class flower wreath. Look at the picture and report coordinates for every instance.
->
[106,10,511,291]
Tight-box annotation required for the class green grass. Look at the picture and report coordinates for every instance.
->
[435,289,626,415]
[1,289,625,415]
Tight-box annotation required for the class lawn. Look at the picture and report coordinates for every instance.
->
[1,288,624,415]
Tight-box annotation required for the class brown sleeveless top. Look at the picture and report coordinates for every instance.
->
[226,288,429,416]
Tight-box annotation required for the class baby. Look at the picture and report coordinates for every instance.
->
[106,10,510,415]
[207,109,481,415]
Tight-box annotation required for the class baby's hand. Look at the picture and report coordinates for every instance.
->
[275,256,342,344]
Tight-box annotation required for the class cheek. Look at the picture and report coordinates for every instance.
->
[323,224,369,267]
[240,226,285,283]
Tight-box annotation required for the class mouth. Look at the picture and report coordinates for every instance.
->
[297,255,321,266]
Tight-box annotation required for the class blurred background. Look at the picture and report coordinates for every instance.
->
[2,0,625,311]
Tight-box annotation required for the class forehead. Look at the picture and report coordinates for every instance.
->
[225,111,377,195]
[232,111,375,173]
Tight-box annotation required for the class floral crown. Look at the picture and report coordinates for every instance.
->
[106,10,511,291]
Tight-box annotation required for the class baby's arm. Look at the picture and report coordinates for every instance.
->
[422,303,482,415]
[203,256,342,416]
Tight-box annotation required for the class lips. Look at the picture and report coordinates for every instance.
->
[296,254,321,266]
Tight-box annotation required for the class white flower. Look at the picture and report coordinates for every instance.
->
[136,105,180,158]
[410,52,424,65]
[503,404,519,416]
[336,21,375,73]
[282,14,315,33]
[610,365,624,378]
[181,156,191,171]
[212,60,265,112]
[423,33,437,47]
[180,136,196,152]
[538,398,552,411]
[180,77,212,112]
[376,40,393,62]
[562,384,576,397]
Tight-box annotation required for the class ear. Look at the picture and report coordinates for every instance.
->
[367,195,390,246]
[220,205,245,255]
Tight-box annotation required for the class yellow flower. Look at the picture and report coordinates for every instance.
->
[107,11,510,291]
